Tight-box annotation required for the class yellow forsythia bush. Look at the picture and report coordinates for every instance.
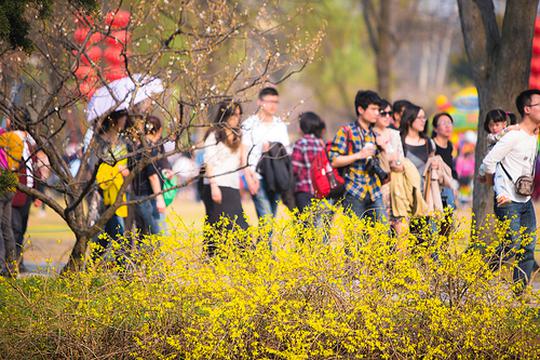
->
[0,203,539,359]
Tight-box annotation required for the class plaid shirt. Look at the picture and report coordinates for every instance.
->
[328,122,382,201]
[291,134,325,194]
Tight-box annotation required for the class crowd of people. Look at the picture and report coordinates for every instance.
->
[0,86,539,292]
[202,87,540,291]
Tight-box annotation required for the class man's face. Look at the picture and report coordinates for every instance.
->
[526,94,540,124]
[359,104,380,124]
[258,95,279,116]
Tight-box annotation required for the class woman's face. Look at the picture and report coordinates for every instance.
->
[411,109,427,133]
[376,105,393,128]
[227,107,242,128]
[435,115,453,138]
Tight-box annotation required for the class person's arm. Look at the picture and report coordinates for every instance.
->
[203,133,223,203]
[481,132,517,175]
[241,143,259,195]
[149,172,166,213]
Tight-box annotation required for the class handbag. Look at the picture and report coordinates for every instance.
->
[499,140,538,197]
[162,172,178,207]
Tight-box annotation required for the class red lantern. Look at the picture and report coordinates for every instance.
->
[105,30,131,46]
[73,27,90,43]
[80,46,102,65]
[74,65,95,79]
[74,12,95,26]
[79,78,97,99]
[530,77,540,90]
[531,57,540,75]
[105,10,131,29]
[104,66,128,82]
[103,45,129,65]
[533,37,540,56]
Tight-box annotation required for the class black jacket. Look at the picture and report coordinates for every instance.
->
[257,142,296,209]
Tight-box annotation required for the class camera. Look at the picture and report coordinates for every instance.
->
[366,156,389,183]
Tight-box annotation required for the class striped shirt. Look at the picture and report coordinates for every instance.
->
[328,122,382,201]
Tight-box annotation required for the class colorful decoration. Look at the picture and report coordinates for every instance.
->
[530,19,540,89]
[435,87,479,133]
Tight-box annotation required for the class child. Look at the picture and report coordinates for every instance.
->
[291,112,326,212]
[478,109,518,206]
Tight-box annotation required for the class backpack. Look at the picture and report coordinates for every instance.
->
[311,141,345,199]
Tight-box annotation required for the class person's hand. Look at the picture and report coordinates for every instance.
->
[431,158,440,170]
[356,145,376,160]
[118,164,129,177]
[262,142,270,152]
[478,174,486,184]
[247,176,259,195]
[156,195,166,213]
[33,199,42,207]
[162,169,174,179]
[496,194,511,206]
[211,183,222,204]
[390,162,404,173]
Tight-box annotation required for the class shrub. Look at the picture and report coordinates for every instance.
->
[0,204,539,359]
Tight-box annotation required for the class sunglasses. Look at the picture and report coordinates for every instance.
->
[380,111,393,117]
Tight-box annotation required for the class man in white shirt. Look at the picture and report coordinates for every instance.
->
[482,89,540,292]
[242,87,290,220]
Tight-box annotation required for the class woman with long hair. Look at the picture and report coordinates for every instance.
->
[202,101,258,257]
[400,103,436,180]
[373,99,405,231]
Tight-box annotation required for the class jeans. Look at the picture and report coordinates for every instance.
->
[440,187,456,210]
[295,192,334,244]
[133,195,162,236]
[252,178,280,220]
[493,200,538,289]
[0,193,15,273]
[343,193,388,223]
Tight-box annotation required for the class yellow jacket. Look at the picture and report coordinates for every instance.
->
[390,158,429,218]
[96,159,128,218]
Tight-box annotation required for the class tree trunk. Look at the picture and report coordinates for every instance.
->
[63,232,89,273]
[376,0,392,99]
[458,0,538,231]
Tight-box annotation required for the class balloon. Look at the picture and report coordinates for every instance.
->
[105,30,131,46]
[105,10,131,29]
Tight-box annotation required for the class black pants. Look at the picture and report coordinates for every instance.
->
[0,193,15,273]
[201,185,248,257]
[295,192,314,213]
[12,196,32,263]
